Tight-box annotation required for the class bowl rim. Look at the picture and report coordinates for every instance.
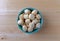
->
[16,7,44,34]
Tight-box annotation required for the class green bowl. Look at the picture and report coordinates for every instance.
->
[17,7,43,34]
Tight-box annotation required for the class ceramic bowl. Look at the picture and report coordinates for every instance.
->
[17,7,43,34]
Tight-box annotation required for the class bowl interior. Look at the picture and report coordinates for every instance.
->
[17,8,43,34]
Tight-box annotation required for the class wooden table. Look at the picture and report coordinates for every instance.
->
[0,0,60,41]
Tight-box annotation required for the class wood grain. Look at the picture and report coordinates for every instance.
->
[0,0,60,41]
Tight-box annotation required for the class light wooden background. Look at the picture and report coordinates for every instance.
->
[0,0,60,41]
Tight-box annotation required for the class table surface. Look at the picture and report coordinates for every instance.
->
[0,0,60,41]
